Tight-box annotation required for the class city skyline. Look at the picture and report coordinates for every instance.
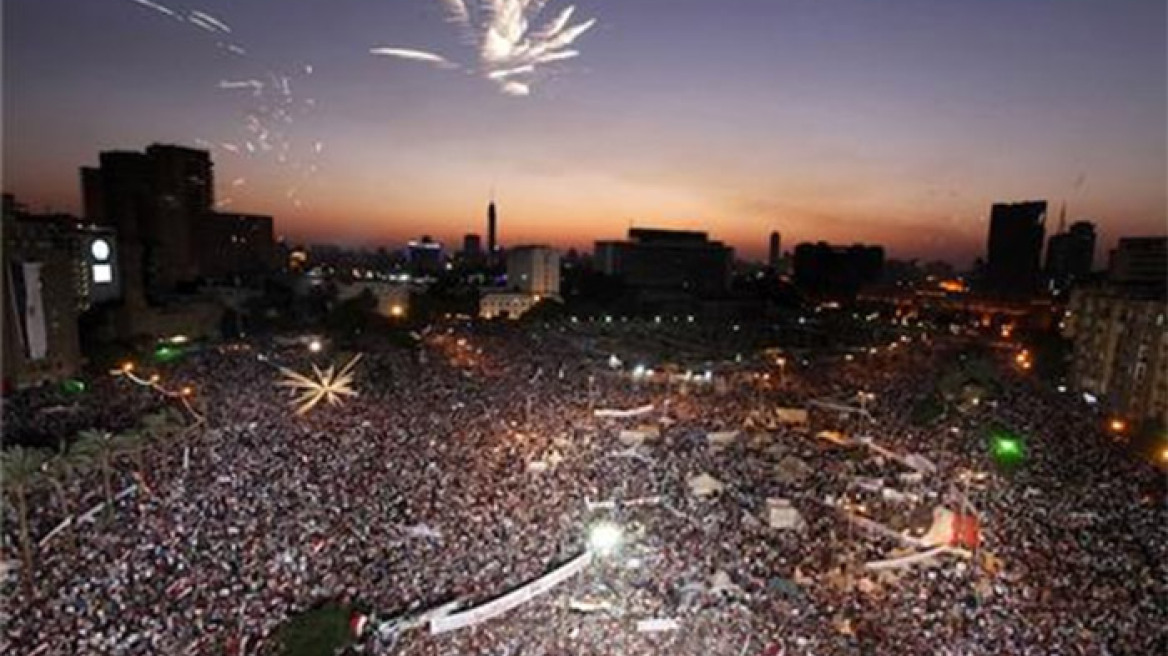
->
[5,0,1166,266]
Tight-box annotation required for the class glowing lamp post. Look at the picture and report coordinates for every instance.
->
[588,522,623,555]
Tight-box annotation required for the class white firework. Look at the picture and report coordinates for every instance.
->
[371,0,596,96]
[276,354,363,415]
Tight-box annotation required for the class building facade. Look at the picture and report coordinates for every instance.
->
[1045,220,1096,291]
[1108,237,1167,295]
[792,242,885,298]
[407,236,443,274]
[595,228,733,296]
[81,144,215,302]
[506,245,561,296]
[2,205,84,388]
[1064,286,1167,423]
[480,292,543,320]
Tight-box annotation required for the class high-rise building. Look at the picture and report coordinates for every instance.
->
[487,201,498,260]
[768,231,782,269]
[984,201,1046,297]
[792,242,884,298]
[147,144,213,289]
[1045,220,1096,290]
[507,245,561,296]
[1064,285,1166,423]
[81,144,215,302]
[1108,237,1167,295]
[595,228,733,296]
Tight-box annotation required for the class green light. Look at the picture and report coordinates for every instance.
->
[996,439,1020,456]
[153,345,185,363]
[990,430,1025,465]
[61,379,86,394]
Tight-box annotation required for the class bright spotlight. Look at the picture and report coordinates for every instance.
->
[588,522,623,554]
[308,339,323,353]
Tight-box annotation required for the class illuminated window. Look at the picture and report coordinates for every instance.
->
[93,264,113,283]
[91,238,111,261]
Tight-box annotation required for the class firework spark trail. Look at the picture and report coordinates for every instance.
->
[373,0,596,96]
[189,9,231,33]
[119,2,325,208]
[128,0,181,20]
[370,47,458,68]
[219,79,266,95]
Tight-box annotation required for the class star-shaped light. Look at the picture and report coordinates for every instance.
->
[276,354,363,415]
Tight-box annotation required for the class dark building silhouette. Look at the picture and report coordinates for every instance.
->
[407,235,443,274]
[1108,236,1167,296]
[81,144,214,302]
[197,212,277,282]
[595,228,733,296]
[463,233,483,257]
[487,201,498,261]
[984,201,1046,298]
[1045,220,1096,290]
[768,230,782,269]
[792,242,884,299]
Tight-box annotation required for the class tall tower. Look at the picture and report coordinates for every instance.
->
[487,199,498,259]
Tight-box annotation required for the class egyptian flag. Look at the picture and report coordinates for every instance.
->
[952,513,981,550]
[921,508,980,550]
[349,611,369,638]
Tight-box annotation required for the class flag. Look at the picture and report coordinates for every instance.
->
[350,612,369,637]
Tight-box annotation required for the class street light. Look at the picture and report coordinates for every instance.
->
[308,339,323,353]
[588,522,623,554]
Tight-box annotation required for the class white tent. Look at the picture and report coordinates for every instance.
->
[619,430,656,446]
[706,430,739,447]
[776,407,809,425]
[766,498,804,530]
[688,473,725,497]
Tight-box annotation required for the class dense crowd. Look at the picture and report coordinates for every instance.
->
[2,319,1165,655]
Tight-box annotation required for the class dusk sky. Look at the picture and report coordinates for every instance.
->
[4,0,1165,266]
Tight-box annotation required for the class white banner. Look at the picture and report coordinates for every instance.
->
[864,546,949,570]
[21,262,48,360]
[594,404,654,418]
[430,552,593,634]
[636,618,680,632]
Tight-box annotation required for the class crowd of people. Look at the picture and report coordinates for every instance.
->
[2,318,1165,655]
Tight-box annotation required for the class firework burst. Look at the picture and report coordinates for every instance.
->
[276,354,363,415]
[371,0,597,96]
